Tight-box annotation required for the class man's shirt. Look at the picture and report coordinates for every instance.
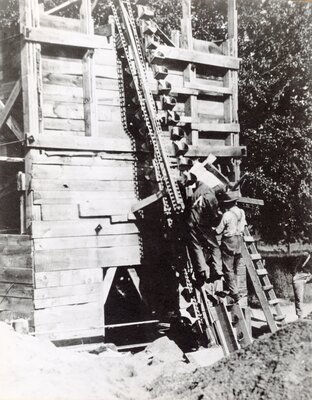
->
[216,205,246,238]
[185,182,220,230]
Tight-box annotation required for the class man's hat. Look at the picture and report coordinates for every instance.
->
[221,190,241,203]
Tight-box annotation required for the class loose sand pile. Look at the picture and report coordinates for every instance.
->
[149,317,312,400]
[0,316,311,400]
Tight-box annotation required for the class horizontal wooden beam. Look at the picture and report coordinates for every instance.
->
[35,246,142,272]
[31,219,139,239]
[173,145,246,158]
[238,197,264,206]
[150,45,240,70]
[24,26,111,49]
[184,82,232,96]
[190,122,240,132]
[26,134,133,152]
[0,156,24,163]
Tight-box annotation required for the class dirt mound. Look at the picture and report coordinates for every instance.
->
[148,319,312,400]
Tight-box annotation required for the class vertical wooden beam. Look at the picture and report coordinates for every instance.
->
[171,30,180,47]
[102,267,117,337]
[227,0,240,180]
[80,0,98,137]
[20,0,41,232]
[180,0,192,50]
[17,172,26,234]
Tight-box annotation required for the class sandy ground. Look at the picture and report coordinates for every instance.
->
[0,301,311,400]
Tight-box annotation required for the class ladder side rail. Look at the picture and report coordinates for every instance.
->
[241,242,278,332]
[244,228,285,322]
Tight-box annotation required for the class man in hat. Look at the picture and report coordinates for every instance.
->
[185,165,225,286]
[215,190,246,302]
[292,252,312,319]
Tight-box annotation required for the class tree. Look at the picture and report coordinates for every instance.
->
[153,0,312,244]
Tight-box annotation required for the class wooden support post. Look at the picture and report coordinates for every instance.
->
[20,0,41,231]
[102,267,117,337]
[171,30,180,47]
[17,172,26,234]
[128,268,144,301]
[181,0,192,49]
[80,0,98,136]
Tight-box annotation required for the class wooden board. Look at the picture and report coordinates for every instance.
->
[152,45,240,70]
[34,292,100,309]
[33,302,102,326]
[34,246,141,272]
[42,57,117,78]
[41,204,78,221]
[33,233,140,251]
[0,268,33,284]
[27,133,133,152]
[35,268,103,288]
[42,73,119,92]
[31,219,139,238]
[31,152,135,166]
[30,179,136,192]
[79,198,137,217]
[25,27,111,50]
[0,297,33,313]
[0,283,33,298]
[0,254,32,269]
[33,190,135,204]
[42,103,121,121]
[34,282,102,300]
[34,327,103,341]
[32,164,135,181]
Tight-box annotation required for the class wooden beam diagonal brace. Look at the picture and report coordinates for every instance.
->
[0,79,22,132]
[131,190,165,213]
[45,0,80,15]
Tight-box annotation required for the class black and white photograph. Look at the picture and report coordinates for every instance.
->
[0,0,311,399]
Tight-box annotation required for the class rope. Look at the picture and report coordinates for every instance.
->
[0,284,14,306]
[0,139,25,147]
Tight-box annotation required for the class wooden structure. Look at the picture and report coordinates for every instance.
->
[0,0,256,345]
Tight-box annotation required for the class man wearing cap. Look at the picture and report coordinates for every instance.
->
[292,252,312,319]
[215,190,246,303]
[185,170,224,286]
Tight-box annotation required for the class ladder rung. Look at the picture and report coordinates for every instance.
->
[256,268,268,276]
[262,284,274,291]
[244,236,255,243]
[274,314,286,322]
[268,298,280,306]
[250,253,262,261]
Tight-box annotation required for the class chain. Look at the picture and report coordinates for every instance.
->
[111,0,184,215]
[111,1,208,341]
[124,0,184,213]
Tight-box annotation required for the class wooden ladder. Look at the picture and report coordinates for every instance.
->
[242,227,286,333]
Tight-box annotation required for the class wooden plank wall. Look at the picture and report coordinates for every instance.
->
[30,41,142,341]
[0,235,33,321]
[0,29,23,232]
